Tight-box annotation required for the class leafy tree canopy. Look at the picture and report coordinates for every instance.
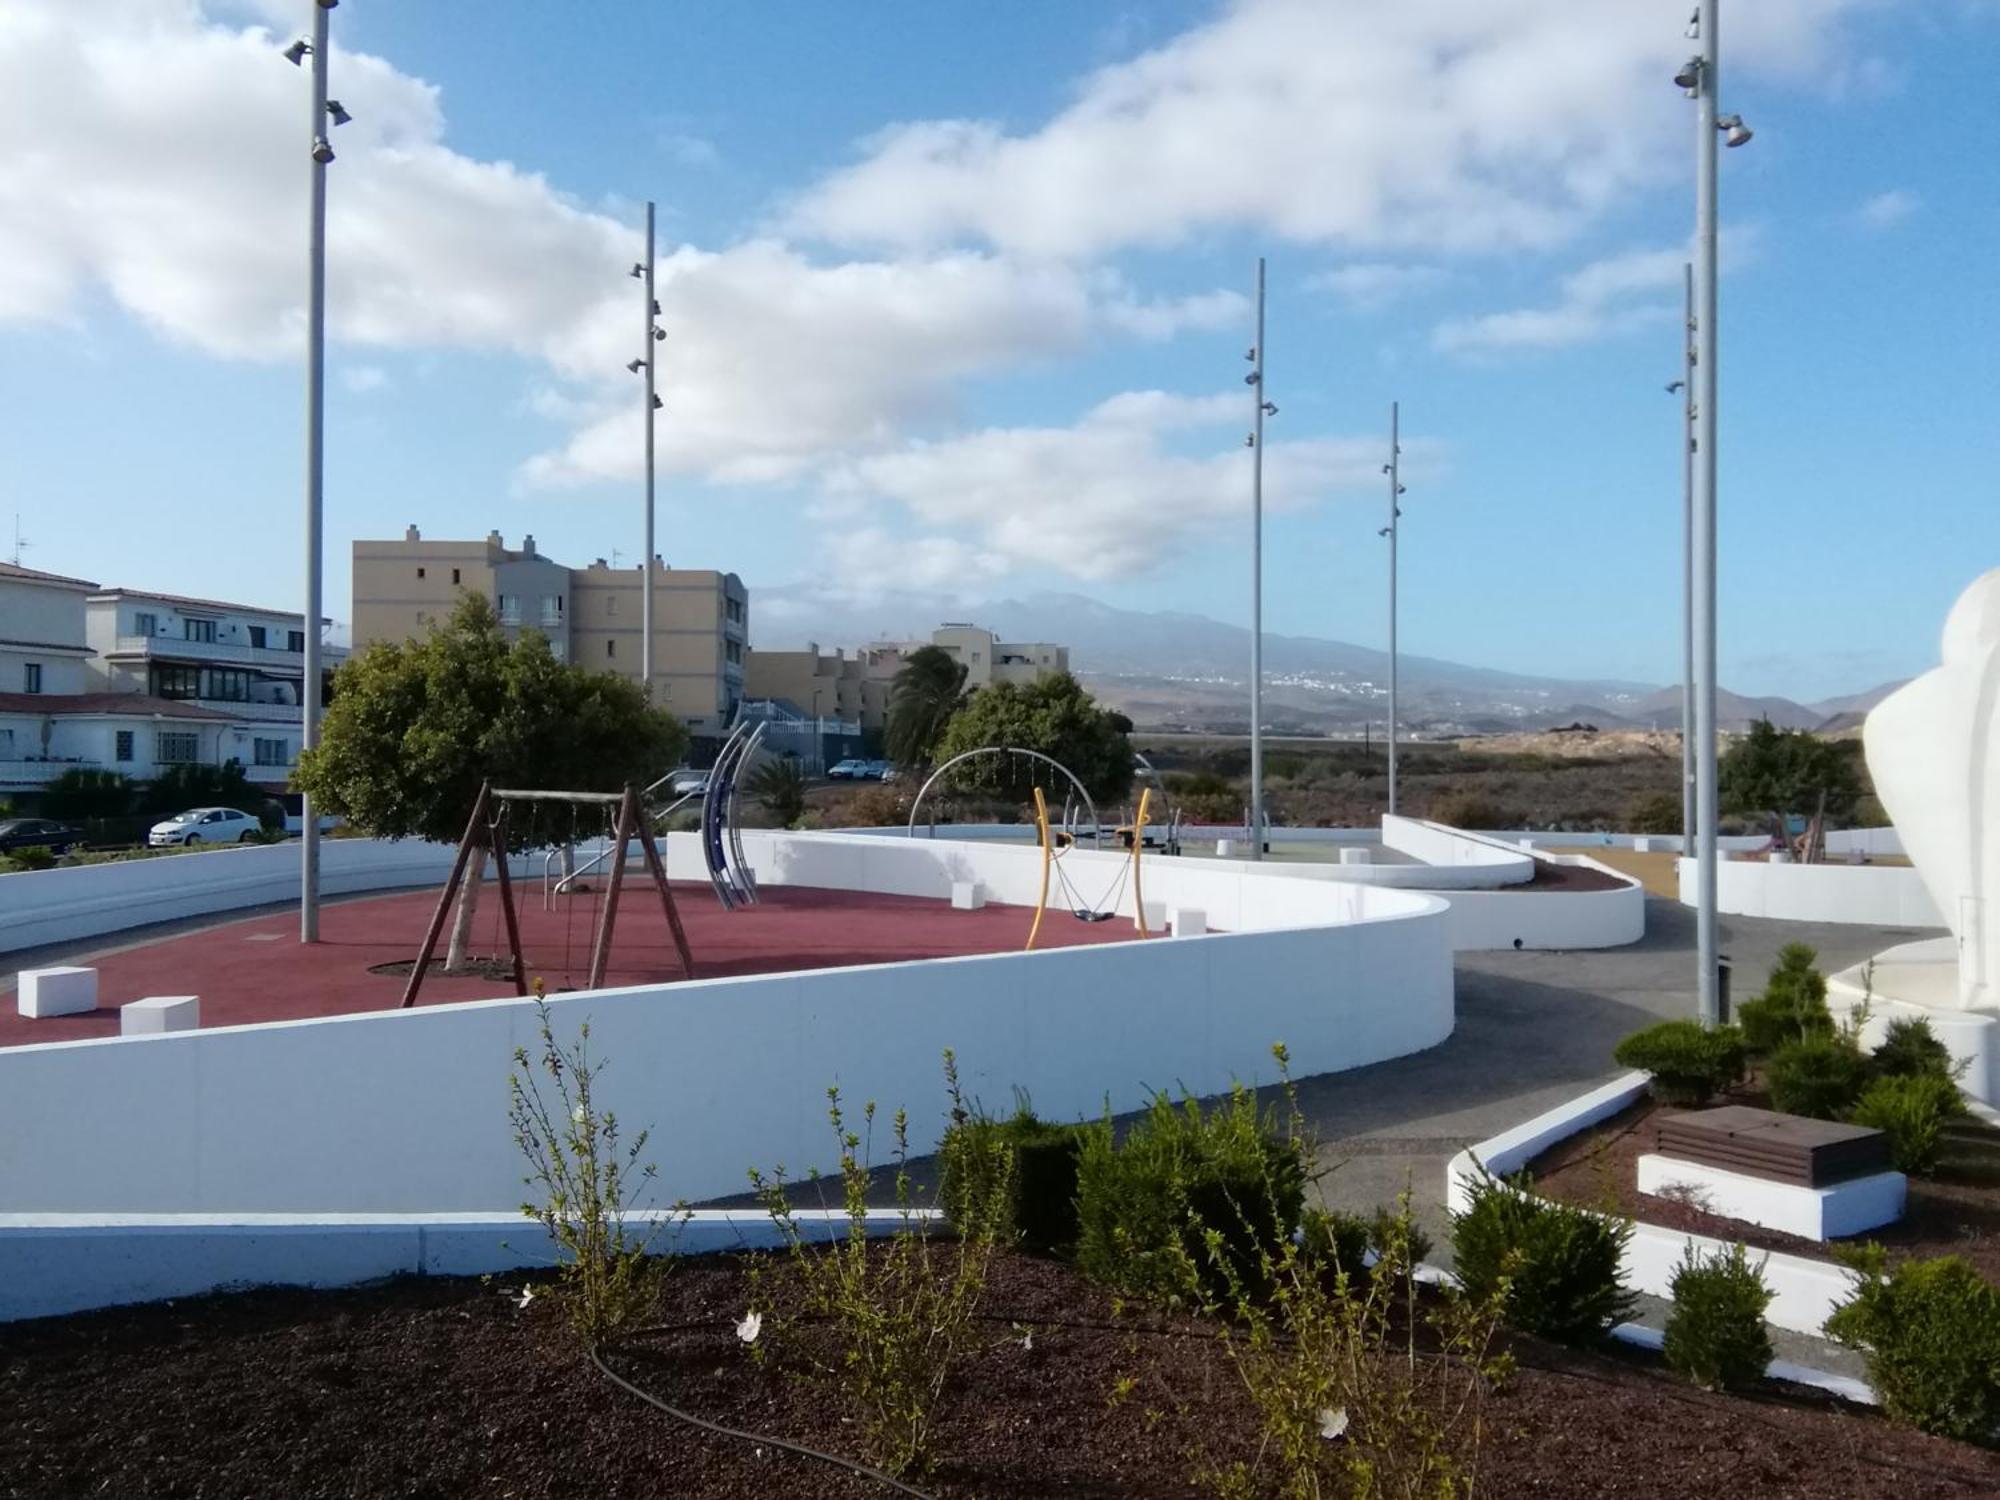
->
[932,672,1135,804]
[38,768,136,821]
[884,645,967,767]
[294,592,685,847]
[1719,719,1863,825]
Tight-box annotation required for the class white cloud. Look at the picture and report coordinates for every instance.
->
[1308,263,1448,311]
[1856,189,1919,230]
[1432,245,1686,356]
[341,364,388,394]
[787,0,1879,260]
[820,390,1421,581]
[661,132,721,170]
[0,0,1243,495]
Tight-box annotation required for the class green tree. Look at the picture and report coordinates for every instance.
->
[885,645,967,768]
[295,593,685,970]
[932,672,1135,804]
[38,768,135,821]
[1720,719,1863,830]
[744,755,807,827]
[137,762,274,822]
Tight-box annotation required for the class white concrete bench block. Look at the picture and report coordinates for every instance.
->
[1633,836,1654,854]
[18,966,97,1019]
[1339,847,1372,866]
[1638,1154,1904,1241]
[1215,839,1236,859]
[949,880,984,911]
[1169,907,1208,938]
[121,996,199,1036]
[1136,899,1169,933]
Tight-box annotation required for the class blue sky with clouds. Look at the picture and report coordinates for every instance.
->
[1,0,1994,701]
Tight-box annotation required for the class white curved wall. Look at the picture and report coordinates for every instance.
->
[0,831,1454,1214]
[1676,856,1943,927]
[1431,853,1646,951]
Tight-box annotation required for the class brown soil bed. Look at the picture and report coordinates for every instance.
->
[5,1250,1998,1498]
[1504,858,1629,893]
[1529,1091,2000,1282]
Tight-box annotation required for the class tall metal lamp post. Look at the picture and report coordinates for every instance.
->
[1678,4,1752,1025]
[627,202,664,695]
[287,0,349,943]
[1669,263,1696,847]
[1245,258,1276,859]
[1379,402,1405,815]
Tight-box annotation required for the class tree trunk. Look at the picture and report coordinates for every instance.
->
[444,845,489,973]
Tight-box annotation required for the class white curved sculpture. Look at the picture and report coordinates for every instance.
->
[1840,569,2000,1100]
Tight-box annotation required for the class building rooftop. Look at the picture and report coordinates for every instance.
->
[0,560,98,591]
[0,692,235,720]
[87,585,331,625]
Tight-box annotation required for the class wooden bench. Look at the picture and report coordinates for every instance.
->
[1656,1105,1890,1188]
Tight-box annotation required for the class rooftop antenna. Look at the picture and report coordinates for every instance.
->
[9,514,27,566]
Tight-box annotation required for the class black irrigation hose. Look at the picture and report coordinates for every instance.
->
[588,1341,936,1499]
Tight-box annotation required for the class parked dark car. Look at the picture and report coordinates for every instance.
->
[0,818,83,855]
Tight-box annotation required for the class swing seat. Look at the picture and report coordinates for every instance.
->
[1072,908,1114,923]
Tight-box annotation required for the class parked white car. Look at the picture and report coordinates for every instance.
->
[149,807,263,847]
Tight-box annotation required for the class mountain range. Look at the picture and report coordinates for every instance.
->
[751,586,1903,737]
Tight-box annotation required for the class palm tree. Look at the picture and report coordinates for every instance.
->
[745,756,808,827]
[885,645,968,768]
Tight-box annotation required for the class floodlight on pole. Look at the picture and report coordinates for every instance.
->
[641,200,658,695]
[1381,402,1404,815]
[325,99,351,127]
[297,0,334,943]
[1246,257,1269,860]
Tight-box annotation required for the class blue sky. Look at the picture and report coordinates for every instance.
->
[1,0,1994,702]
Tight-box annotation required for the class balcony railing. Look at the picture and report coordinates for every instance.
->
[109,635,350,671]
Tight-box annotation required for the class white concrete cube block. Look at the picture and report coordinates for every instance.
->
[1633,836,1654,854]
[1770,850,1793,865]
[1339,847,1372,866]
[1136,900,1169,933]
[17,966,97,1020]
[949,880,984,911]
[1215,839,1237,859]
[1169,907,1208,938]
[121,995,199,1036]
[1637,1153,1905,1241]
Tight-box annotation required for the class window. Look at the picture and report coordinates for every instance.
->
[23,663,42,693]
[498,595,520,625]
[153,664,199,699]
[156,732,199,765]
[0,729,12,757]
[607,595,618,617]
[416,566,427,580]
[115,730,134,763]
[134,611,157,636]
[248,625,266,649]
[451,568,461,585]
[287,630,304,652]
[606,639,616,659]
[541,597,562,627]
[254,738,288,767]
[725,640,742,664]
[202,668,250,702]
[185,618,217,643]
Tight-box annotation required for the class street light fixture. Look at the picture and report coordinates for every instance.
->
[1245,257,1270,859]
[1379,403,1405,813]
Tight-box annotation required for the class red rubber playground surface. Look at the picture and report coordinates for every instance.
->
[0,883,1157,1049]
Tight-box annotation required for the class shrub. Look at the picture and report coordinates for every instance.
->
[1827,1247,2000,1440]
[1626,791,1683,836]
[1663,1242,1773,1392]
[0,845,58,872]
[1299,1207,1374,1286]
[1427,791,1511,830]
[38,767,134,821]
[938,1095,1086,1255]
[508,994,676,1345]
[1872,1016,1957,1083]
[750,1059,1004,1478]
[1451,1172,1635,1346]
[1613,1020,1746,1106]
[1074,1083,1304,1308]
[1852,1073,1964,1176]
[1767,1032,1870,1120]
[1737,943,1832,1055]
[744,756,807,827]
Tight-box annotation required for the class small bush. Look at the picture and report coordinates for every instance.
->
[1613,1020,1747,1106]
[939,1097,1085,1255]
[1626,791,1683,836]
[1663,1242,1773,1392]
[1074,1083,1304,1308]
[1451,1173,1635,1346]
[1299,1207,1373,1285]
[1852,1073,1964,1176]
[1828,1246,2000,1440]
[1737,944,1833,1055]
[1427,791,1512,830]
[1873,1017,1957,1083]
[1767,1032,1870,1120]
[0,845,57,872]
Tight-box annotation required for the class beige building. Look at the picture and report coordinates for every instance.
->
[745,624,1068,733]
[351,528,747,736]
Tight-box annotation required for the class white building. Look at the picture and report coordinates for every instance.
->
[0,564,342,798]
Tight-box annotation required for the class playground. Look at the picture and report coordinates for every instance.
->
[0,878,1151,1048]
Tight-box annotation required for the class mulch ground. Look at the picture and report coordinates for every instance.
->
[4,1250,1998,1499]
[1529,1090,2000,1282]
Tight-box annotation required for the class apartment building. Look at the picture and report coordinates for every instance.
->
[351,528,748,737]
[745,624,1069,733]
[0,562,337,794]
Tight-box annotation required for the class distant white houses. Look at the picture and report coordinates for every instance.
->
[0,561,344,799]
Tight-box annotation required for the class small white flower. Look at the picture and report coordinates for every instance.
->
[514,1286,536,1310]
[1020,1331,1034,1352]
[571,1103,587,1124]
[1318,1406,1349,1441]
[735,1309,763,1344]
